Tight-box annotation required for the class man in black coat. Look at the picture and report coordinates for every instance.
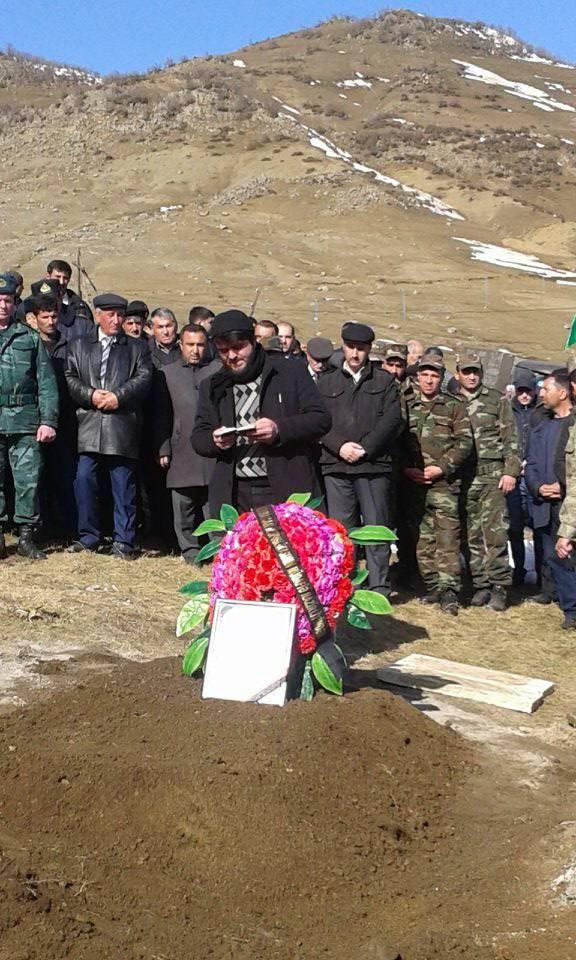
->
[149,308,180,369]
[192,310,331,514]
[318,322,402,596]
[28,277,93,345]
[154,323,221,562]
[65,292,153,558]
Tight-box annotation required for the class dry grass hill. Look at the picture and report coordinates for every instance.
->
[2,10,576,360]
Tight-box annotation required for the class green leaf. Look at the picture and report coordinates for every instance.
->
[352,590,393,615]
[347,605,371,630]
[176,598,210,638]
[192,519,226,536]
[287,493,311,506]
[182,631,210,676]
[300,659,314,701]
[311,651,343,696]
[220,503,239,530]
[351,567,369,586]
[348,525,397,542]
[195,539,221,564]
[307,497,324,510]
[177,580,209,597]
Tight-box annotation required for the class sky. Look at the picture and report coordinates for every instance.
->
[1,1,575,75]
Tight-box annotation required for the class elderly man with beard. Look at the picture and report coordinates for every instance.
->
[192,310,331,514]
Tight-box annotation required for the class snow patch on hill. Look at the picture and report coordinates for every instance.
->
[454,237,576,282]
[279,109,464,221]
[453,60,576,113]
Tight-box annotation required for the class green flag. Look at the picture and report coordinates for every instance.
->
[565,315,576,349]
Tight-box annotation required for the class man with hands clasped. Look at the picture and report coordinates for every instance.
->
[318,322,402,597]
[65,293,152,558]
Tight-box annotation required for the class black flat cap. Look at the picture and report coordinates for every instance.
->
[0,273,18,296]
[341,321,374,344]
[210,309,253,339]
[126,300,149,319]
[93,292,128,312]
[31,278,62,297]
[307,336,334,361]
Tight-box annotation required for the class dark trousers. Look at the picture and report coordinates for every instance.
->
[171,486,209,559]
[235,477,275,513]
[324,473,392,595]
[507,478,531,583]
[75,453,137,549]
[40,435,77,540]
[534,523,558,600]
[549,553,576,618]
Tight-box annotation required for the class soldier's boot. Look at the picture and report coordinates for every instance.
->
[471,588,491,607]
[0,533,7,560]
[439,588,459,616]
[488,585,507,612]
[419,592,439,606]
[17,526,47,561]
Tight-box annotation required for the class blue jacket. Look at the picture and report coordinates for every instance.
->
[525,409,574,528]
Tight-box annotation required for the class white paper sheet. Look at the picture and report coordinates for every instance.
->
[202,599,297,706]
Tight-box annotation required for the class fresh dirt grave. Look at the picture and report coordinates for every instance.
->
[0,553,575,958]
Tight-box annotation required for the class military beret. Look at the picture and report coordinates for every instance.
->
[93,292,128,312]
[31,278,62,298]
[6,270,23,287]
[126,300,149,319]
[210,309,253,339]
[306,336,334,361]
[0,273,18,296]
[341,321,374,344]
[456,352,483,371]
[418,355,445,372]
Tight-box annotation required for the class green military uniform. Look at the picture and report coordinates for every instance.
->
[0,319,59,527]
[458,382,521,590]
[405,389,473,594]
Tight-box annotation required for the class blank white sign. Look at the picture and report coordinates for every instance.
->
[202,599,297,706]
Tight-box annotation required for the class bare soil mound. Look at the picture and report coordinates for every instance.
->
[0,657,471,960]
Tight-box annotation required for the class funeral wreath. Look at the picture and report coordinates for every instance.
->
[177,494,395,699]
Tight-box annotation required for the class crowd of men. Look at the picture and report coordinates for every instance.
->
[2,260,576,623]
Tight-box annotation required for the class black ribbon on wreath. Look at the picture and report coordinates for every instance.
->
[254,505,346,694]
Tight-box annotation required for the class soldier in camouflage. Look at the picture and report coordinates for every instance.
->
[0,273,59,559]
[455,353,521,611]
[404,355,473,614]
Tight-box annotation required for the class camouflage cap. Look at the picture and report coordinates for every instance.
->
[384,343,408,361]
[0,273,18,296]
[369,339,388,361]
[418,355,444,372]
[456,352,483,371]
[261,335,283,353]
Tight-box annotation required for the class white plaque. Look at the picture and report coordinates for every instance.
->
[202,599,297,706]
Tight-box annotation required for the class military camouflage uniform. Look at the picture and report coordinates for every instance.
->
[558,422,576,542]
[405,391,473,593]
[0,320,59,527]
[459,385,521,589]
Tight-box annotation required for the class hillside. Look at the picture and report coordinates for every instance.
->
[1,10,576,358]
